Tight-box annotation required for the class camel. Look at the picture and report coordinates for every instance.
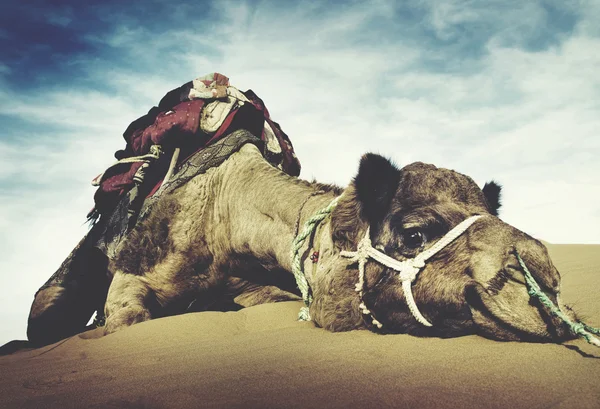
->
[99,140,579,342]
[28,135,580,344]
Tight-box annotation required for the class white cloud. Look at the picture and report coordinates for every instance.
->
[0,63,10,75]
[45,7,74,28]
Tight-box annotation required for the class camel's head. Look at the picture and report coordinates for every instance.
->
[315,153,576,342]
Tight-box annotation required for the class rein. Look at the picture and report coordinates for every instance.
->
[291,198,600,347]
[515,252,600,347]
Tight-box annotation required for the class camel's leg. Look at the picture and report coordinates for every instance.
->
[104,271,154,334]
[234,285,301,307]
[28,243,109,346]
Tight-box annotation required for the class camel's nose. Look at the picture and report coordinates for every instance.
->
[511,235,577,340]
[465,216,576,341]
[471,215,560,294]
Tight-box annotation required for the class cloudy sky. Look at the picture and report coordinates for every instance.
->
[1,0,599,345]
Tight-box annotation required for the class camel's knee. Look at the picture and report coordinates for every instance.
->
[234,285,301,307]
[28,285,100,346]
[29,286,67,321]
[104,271,153,334]
[27,243,109,346]
[104,305,152,334]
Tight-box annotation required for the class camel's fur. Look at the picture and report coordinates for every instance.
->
[99,143,575,342]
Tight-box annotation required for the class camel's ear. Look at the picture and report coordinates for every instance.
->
[482,181,502,216]
[354,153,401,225]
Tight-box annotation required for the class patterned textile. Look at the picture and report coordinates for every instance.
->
[97,130,264,261]
[92,73,300,216]
[36,130,269,303]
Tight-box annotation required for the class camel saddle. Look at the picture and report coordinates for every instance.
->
[33,73,301,329]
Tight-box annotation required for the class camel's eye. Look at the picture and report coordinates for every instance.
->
[402,229,427,250]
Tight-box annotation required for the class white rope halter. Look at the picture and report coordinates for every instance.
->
[340,215,484,328]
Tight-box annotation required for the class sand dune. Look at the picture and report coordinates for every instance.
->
[1,243,599,409]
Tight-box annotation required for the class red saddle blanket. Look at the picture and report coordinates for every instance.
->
[92,73,301,216]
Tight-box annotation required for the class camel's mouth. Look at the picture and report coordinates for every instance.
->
[464,278,576,342]
[360,249,581,343]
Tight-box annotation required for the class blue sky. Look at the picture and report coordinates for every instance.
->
[1,0,599,345]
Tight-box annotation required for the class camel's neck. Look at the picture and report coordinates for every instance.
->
[213,144,365,331]
[215,144,339,272]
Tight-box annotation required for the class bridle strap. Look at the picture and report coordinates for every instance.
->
[341,215,484,328]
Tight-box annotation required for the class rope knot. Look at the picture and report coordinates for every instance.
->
[149,144,163,157]
[570,322,585,335]
[398,263,422,282]
[356,232,371,255]
[340,232,370,264]
[412,258,426,269]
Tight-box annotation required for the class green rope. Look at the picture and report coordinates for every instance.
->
[515,252,600,347]
[291,196,341,321]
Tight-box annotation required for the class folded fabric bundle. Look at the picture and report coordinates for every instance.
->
[92,72,301,217]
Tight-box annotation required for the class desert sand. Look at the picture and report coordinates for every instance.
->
[1,243,599,409]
